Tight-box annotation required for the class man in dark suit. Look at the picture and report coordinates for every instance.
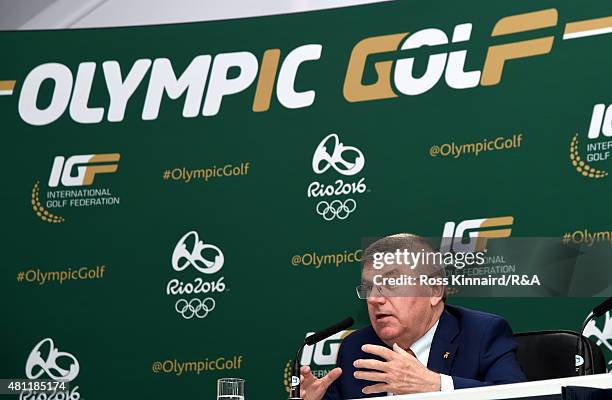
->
[299,234,526,399]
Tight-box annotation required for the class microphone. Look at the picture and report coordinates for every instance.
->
[575,297,612,375]
[289,317,354,400]
[305,317,355,346]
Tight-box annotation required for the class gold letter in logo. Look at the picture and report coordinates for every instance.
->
[253,49,281,112]
[83,153,121,186]
[481,9,557,86]
[343,32,408,102]
[474,216,514,252]
[441,216,513,253]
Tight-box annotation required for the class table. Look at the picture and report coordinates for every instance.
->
[356,373,612,400]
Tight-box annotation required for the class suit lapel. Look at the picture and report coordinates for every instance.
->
[428,307,459,375]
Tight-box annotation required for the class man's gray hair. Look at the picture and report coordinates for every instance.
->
[363,233,448,301]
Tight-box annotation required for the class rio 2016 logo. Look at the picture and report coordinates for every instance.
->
[307,133,368,221]
[22,338,81,399]
[166,231,227,320]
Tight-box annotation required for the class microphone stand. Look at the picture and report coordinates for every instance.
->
[288,317,354,400]
[289,343,306,400]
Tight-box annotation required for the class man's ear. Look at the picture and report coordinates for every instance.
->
[430,286,444,306]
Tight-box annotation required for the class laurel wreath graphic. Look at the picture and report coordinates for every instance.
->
[283,359,292,394]
[570,134,608,179]
[31,181,65,223]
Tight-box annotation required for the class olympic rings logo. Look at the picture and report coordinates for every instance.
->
[175,297,216,319]
[316,199,357,221]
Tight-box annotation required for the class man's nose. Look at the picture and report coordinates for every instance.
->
[367,294,386,305]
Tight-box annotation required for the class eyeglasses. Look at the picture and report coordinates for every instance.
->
[355,281,434,300]
[355,283,399,299]
[355,284,370,300]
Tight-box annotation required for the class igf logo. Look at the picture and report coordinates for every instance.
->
[440,216,513,253]
[588,104,612,141]
[48,153,120,187]
[343,9,557,102]
[300,330,353,368]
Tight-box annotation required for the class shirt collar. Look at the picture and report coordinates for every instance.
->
[410,319,439,360]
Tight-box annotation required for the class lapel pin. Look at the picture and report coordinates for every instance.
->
[443,351,450,359]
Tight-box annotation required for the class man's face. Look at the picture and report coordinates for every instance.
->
[362,263,434,345]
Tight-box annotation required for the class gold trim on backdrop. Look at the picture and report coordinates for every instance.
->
[564,16,612,40]
[0,80,16,95]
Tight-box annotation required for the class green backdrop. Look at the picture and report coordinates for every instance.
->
[2,1,612,399]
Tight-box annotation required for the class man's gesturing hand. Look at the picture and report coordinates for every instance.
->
[300,365,342,400]
[353,344,441,395]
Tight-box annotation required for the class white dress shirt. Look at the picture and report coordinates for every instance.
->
[387,320,454,395]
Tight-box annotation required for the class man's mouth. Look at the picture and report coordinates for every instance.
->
[375,312,394,322]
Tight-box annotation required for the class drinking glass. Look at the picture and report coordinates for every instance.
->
[217,378,245,400]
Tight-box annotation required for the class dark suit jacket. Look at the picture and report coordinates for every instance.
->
[323,304,526,399]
